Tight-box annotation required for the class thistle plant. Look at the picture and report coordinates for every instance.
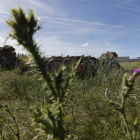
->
[105,69,140,140]
[5,6,80,140]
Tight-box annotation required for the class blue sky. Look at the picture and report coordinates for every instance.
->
[0,0,140,59]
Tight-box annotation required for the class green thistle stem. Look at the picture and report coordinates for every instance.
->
[5,7,80,140]
[108,71,139,140]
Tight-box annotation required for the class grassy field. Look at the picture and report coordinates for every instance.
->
[0,54,140,140]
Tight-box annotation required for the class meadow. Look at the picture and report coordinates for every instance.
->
[1,7,140,140]
[0,54,140,140]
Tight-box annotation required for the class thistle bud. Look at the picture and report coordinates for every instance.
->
[134,69,140,75]
[127,69,140,83]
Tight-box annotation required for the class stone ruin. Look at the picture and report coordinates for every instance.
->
[98,51,118,60]
[44,55,99,71]
[0,45,127,78]
[0,45,22,70]
[98,51,122,69]
[45,52,119,71]
[42,51,127,80]
[45,55,98,65]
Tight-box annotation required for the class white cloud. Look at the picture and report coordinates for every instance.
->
[37,15,140,31]
[34,36,81,57]
[0,19,5,23]
[0,37,18,46]
[106,0,137,7]
[28,0,57,14]
[0,36,131,59]
[82,43,88,47]
[118,7,140,12]
[105,42,109,47]
[0,0,66,18]
[0,11,9,14]
[0,37,29,55]
[120,0,137,6]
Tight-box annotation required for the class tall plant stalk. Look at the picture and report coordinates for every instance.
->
[5,6,80,140]
[106,70,140,140]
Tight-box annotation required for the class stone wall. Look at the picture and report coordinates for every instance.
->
[0,45,22,70]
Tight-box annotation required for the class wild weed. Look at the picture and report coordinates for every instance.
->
[5,6,81,140]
